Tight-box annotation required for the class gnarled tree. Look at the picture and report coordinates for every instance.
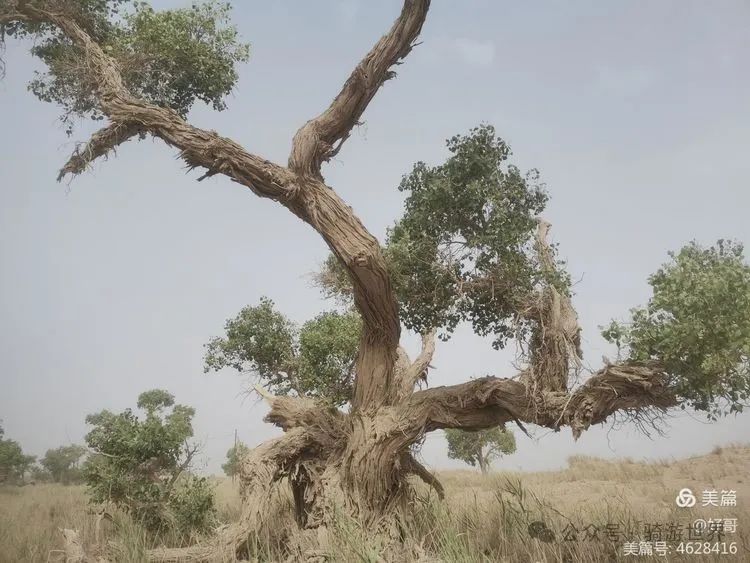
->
[2,1,749,560]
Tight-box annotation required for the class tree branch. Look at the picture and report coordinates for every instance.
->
[289,0,431,177]
[13,2,294,199]
[397,330,436,399]
[58,122,141,181]
[403,361,677,440]
[11,1,410,410]
[519,219,583,393]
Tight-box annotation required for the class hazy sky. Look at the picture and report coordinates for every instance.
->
[1,0,748,475]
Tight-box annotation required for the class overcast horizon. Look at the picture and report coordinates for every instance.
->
[1,0,749,475]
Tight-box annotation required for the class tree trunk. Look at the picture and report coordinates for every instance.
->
[478,449,489,475]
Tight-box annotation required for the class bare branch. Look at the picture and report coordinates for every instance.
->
[262,393,343,433]
[253,383,276,405]
[58,122,141,181]
[534,218,555,274]
[519,219,583,393]
[397,330,436,399]
[289,0,431,177]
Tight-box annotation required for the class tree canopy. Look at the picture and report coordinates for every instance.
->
[3,0,248,134]
[317,125,570,350]
[602,240,750,419]
[0,423,35,483]
[204,298,361,406]
[39,444,87,484]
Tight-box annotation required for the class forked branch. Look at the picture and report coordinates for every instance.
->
[8,2,414,411]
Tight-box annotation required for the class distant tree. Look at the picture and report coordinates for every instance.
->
[30,464,52,483]
[0,423,36,484]
[222,442,250,477]
[40,444,87,484]
[83,389,216,537]
[445,427,516,474]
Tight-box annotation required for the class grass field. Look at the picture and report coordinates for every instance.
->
[1,445,748,562]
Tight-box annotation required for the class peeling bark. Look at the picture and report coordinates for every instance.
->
[520,219,583,393]
[396,330,436,400]
[288,0,431,178]
[404,361,677,439]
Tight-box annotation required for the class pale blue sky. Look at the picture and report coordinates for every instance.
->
[1,0,748,474]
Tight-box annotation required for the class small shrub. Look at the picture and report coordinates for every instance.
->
[83,389,216,540]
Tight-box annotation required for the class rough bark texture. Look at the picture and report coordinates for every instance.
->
[3,1,683,560]
[57,122,142,181]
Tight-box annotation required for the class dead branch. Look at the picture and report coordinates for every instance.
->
[519,219,583,393]
[262,392,344,435]
[58,122,141,181]
[397,330,436,400]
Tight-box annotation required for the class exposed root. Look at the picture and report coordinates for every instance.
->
[147,429,316,562]
[403,453,444,500]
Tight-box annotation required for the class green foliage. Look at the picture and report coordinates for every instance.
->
[297,310,361,403]
[317,125,568,349]
[83,389,216,538]
[445,426,516,473]
[165,475,217,538]
[40,444,87,484]
[0,424,36,483]
[4,0,249,134]
[205,298,361,406]
[204,297,296,389]
[221,442,249,477]
[602,240,750,418]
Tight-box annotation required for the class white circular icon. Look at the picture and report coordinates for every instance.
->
[676,488,696,508]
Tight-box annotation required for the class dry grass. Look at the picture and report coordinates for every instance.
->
[1,445,749,562]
